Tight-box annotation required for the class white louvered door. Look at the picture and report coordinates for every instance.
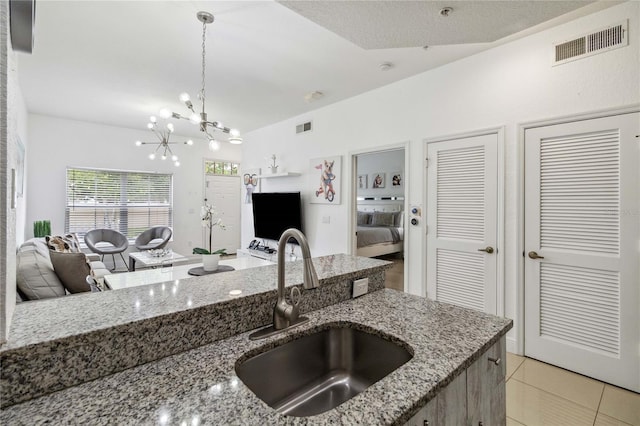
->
[426,133,498,314]
[524,112,640,392]
[205,175,241,254]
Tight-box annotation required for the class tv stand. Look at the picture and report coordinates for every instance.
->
[237,248,296,263]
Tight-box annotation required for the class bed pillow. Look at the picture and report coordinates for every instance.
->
[393,211,404,227]
[357,211,372,225]
[371,211,395,227]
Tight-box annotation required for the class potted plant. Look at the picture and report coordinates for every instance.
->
[193,202,226,271]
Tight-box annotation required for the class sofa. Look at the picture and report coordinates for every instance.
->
[16,238,111,301]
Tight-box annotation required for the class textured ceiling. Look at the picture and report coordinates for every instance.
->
[17,1,612,139]
[278,1,595,49]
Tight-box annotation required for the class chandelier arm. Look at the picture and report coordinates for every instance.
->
[149,127,164,142]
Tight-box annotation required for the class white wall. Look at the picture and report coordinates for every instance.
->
[26,114,242,263]
[356,150,404,198]
[241,2,640,348]
[1,0,29,342]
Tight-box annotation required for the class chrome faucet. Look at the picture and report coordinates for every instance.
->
[250,228,319,340]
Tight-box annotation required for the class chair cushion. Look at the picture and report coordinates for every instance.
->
[16,247,67,300]
[49,251,92,294]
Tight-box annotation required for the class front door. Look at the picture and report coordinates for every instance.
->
[204,174,241,254]
[426,132,499,314]
[524,112,639,392]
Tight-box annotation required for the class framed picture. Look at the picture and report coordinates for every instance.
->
[310,156,342,204]
[242,168,261,204]
[371,172,385,189]
[357,174,368,189]
[391,172,402,187]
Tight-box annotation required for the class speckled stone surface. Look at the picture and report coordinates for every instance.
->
[1,254,390,407]
[0,289,512,425]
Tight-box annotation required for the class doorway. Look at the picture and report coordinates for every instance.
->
[424,128,504,315]
[523,111,639,392]
[203,159,241,254]
[351,145,408,292]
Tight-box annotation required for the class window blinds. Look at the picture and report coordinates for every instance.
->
[65,168,173,239]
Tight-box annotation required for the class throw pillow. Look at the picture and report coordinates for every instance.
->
[46,235,71,252]
[371,211,395,227]
[49,250,92,294]
[45,235,80,253]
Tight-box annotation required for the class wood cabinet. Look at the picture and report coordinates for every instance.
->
[405,336,506,426]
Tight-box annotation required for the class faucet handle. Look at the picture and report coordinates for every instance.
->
[290,286,301,307]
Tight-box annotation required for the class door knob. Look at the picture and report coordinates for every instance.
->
[477,246,494,254]
[528,251,544,259]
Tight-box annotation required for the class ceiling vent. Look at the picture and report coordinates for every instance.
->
[554,20,627,65]
[296,121,312,134]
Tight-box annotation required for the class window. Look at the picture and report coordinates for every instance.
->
[65,168,173,239]
[204,160,239,176]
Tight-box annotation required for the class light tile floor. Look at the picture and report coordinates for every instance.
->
[506,353,640,426]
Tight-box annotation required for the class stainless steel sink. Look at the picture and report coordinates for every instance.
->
[235,324,413,417]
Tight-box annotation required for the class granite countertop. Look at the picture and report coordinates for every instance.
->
[4,254,388,350]
[0,289,513,425]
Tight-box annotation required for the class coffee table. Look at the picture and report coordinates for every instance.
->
[128,250,188,271]
[105,256,274,290]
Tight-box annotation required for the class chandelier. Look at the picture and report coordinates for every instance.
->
[159,11,242,150]
[135,116,193,167]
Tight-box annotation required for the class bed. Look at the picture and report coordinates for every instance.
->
[356,202,404,258]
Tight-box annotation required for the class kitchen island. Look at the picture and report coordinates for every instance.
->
[1,255,511,424]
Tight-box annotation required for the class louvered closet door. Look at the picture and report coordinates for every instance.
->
[524,112,640,392]
[426,133,498,314]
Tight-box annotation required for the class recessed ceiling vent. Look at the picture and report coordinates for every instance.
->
[296,121,312,134]
[554,20,627,65]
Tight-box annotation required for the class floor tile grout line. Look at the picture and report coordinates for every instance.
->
[593,384,605,426]
[506,357,526,381]
[509,377,600,415]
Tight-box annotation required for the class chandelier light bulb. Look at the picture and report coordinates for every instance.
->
[147,123,154,129]
[190,113,201,124]
[135,141,142,147]
[186,139,194,145]
[216,122,225,130]
[149,116,157,123]
[171,155,178,161]
[159,108,172,119]
[209,139,221,151]
[175,161,181,167]
[149,153,156,160]
[167,123,175,133]
[161,155,167,160]
[179,92,191,103]
[229,129,240,137]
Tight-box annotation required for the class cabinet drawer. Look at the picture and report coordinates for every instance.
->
[469,336,506,388]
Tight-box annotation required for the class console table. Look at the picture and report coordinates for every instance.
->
[237,248,297,263]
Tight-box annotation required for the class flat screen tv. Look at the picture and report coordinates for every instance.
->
[252,192,303,243]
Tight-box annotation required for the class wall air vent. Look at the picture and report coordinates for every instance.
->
[554,20,628,65]
[296,121,312,134]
